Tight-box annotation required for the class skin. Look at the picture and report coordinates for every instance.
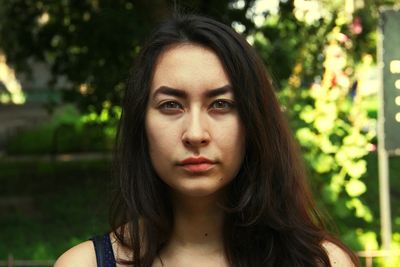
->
[54,43,355,267]
[146,43,246,199]
[145,43,246,266]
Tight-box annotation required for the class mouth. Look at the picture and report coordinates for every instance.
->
[178,156,215,173]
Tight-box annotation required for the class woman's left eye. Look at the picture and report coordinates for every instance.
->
[210,100,234,110]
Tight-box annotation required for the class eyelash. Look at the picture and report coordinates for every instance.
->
[158,99,235,113]
[159,101,183,110]
[210,100,235,110]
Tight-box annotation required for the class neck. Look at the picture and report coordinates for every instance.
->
[168,192,226,252]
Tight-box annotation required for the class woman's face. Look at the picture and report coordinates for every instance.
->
[145,43,245,198]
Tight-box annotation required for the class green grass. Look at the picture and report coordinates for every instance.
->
[0,159,112,260]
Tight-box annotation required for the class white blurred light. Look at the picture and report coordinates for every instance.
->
[395,79,400,89]
[232,21,246,33]
[0,53,25,104]
[246,35,255,45]
[246,0,280,28]
[396,113,400,122]
[396,96,400,106]
[230,0,245,9]
[37,12,50,26]
[390,60,400,74]
[293,0,330,24]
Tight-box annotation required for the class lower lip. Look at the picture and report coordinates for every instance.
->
[181,163,214,172]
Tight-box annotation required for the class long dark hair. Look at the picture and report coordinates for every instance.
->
[111,14,360,267]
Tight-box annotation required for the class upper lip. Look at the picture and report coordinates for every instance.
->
[179,156,214,165]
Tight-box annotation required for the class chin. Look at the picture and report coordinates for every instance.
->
[168,180,229,199]
[178,188,222,198]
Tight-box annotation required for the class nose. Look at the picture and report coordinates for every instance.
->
[182,110,210,147]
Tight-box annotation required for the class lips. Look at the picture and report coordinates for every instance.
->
[179,156,215,172]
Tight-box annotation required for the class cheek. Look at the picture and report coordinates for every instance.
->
[150,141,177,164]
[217,119,245,148]
[145,114,178,162]
[214,118,246,164]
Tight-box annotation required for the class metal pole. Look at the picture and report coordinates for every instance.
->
[378,12,392,255]
[377,145,392,251]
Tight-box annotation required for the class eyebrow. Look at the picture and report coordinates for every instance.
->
[152,85,233,99]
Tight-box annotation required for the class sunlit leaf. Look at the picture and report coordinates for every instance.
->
[356,230,379,250]
[314,115,335,133]
[299,105,316,123]
[312,153,335,173]
[345,179,366,197]
[295,127,316,146]
[346,198,373,222]
[346,160,367,179]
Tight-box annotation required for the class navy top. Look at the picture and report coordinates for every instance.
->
[91,234,117,267]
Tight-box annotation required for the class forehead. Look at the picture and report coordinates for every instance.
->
[150,43,231,92]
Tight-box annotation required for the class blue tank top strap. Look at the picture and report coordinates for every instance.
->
[91,233,117,267]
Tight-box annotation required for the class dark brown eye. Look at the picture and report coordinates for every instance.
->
[159,101,182,110]
[158,101,184,114]
[210,100,234,110]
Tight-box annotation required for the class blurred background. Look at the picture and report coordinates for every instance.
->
[0,0,399,266]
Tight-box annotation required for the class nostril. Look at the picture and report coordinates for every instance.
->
[182,134,210,147]
[181,113,211,147]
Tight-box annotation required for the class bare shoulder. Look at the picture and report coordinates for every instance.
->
[54,240,97,267]
[322,241,354,267]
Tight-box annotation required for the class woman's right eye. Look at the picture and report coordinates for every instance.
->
[158,101,183,112]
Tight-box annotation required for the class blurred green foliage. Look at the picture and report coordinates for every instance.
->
[270,8,375,253]
[5,104,119,155]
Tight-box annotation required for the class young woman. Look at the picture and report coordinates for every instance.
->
[55,14,360,267]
